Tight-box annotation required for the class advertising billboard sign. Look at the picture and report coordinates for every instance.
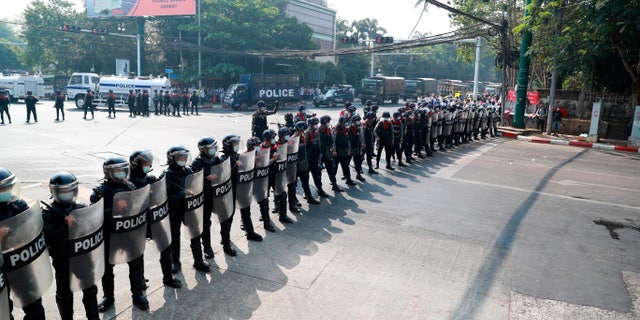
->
[88,0,196,18]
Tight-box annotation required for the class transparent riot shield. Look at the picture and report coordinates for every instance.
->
[148,176,171,251]
[253,147,271,203]
[236,151,256,209]
[444,112,453,136]
[211,159,234,223]
[184,170,204,239]
[0,244,10,320]
[430,113,438,139]
[68,200,105,292]
[109,185,150,265]
[0,205,53,308]
[274,143,288,196]
[437,112,443,136]
[285,135,300,185]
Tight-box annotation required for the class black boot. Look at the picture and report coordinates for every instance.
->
[259,199,276,232]
[317,188,330,198]
[279,193,293,223]
[241,207,263,241]
[56,294,74,320]
[132,294,149,310]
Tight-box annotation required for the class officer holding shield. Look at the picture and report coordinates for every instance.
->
[0,167,46,319]
[42,172,100,320]
[191,137,222,259]
[129,150,181,288]
[239,137,266,241]
[165,146,210,273]
[90,157,149,312]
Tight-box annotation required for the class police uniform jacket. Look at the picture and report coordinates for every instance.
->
[348,125,363,154]
[165,165,194,214]
[305,129,321,161]
[25,95,38,108]
[54,94,65,108]
[0,199,28,222]
[191,155,221,204]
[334,124,350,158]
[374,120,394,144]
[90,180,136,240]
[318,125,335,159]
[42,201,86,260]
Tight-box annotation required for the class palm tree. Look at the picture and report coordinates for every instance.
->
[351,18,387,41]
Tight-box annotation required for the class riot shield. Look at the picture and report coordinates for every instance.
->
[480,109,488,130]
[0,244,10,320]
[285,135,300,185]
[148,176,171,251]
[68,200,105,292]
[274,144,288,196]
[211,159,234,223]
[0,205,53,308]
[436,113,443,136]
[253,147,271,203]
[184,171,204,239]
[109,185,149,265]
[444,112,453,136]
[236,151,256,209]
[430,113,438,139]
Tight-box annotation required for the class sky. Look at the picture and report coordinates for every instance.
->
[1,0,454,39]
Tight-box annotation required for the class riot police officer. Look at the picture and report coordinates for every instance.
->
[90,157,149,312]
[348,115,366,181]
[165,146,210,272]
[163,91,171,116]
[260,129,279,232]
[374,112,394,170]
[107,89,116,118]
[252,100,278,140]
[54,90,65,121]
[0,167,46,319]
[0,90,11,124]
[191,137,221,259]
[141,89,150,117]
[153,90,160,115]
[305,117,331,197]
[42,172,100,320]
[128,150,181,289]
[190,90,200,115]
[128,89,137,117]
[239,137,266,240]
[294,121,320,204]
[334,116,356,186]
[83,89,95,120]
[25,90,38,123]
[274,128,295,223]
[392,112,406,167]
[363,112,378,174]
[318,115,343,192]
[181,91,190,116]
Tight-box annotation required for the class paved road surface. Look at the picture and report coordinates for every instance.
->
[3,103,640,319]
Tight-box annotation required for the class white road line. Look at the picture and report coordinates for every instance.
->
[434,142,498,179]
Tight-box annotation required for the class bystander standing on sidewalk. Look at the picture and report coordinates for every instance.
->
[552,107,562,136]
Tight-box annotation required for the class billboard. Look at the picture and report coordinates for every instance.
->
[88,0,196,18]
[116,59,130,76]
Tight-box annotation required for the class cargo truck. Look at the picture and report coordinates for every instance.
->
[223,74,300,110]
[359,76,404,105]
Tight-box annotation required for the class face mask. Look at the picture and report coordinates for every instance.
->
[0,191,12,203]
[382,117,390,121]
[310,125,316,129]
[285,136,290,141]
[271,139,276,144]
[356,121,361,126]
[57,192,75,202]
[233,145,240,153]
[207,149,217,157]
[142,166,152,173]
[176,161,187,167]
[113,171,127,179]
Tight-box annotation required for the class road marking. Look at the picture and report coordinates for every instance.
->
[551,179,640,193]
[433,142,498,179]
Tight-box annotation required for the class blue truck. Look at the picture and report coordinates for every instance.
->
[223,74,300,111]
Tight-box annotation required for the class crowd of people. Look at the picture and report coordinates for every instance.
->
[0,95,502,320]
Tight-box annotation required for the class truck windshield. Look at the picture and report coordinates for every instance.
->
[69,75,82,85]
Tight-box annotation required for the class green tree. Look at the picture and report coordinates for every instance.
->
[0,23,23,71]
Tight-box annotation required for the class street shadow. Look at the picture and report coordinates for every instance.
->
[448,149,588,320]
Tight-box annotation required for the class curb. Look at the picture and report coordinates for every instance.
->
[504,132,640,153]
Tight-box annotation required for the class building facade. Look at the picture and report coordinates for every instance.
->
[285,0,336,62]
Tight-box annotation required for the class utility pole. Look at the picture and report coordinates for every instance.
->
[472,36,482,99]
[198,0,202,89]
[513,0,534,128]
[137,18,145,76]
[547,3,563,134]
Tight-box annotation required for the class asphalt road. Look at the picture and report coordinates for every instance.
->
[3,102,640,319]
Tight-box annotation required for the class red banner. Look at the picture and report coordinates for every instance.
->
[507,90,540,105]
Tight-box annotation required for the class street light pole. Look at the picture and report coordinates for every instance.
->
[198,0,202,89]
[394,65,404,77]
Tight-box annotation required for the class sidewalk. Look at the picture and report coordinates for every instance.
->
[498,126,640,153]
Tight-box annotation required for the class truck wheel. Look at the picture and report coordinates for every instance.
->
[327,100,334,108]
[239,103,248,111]
[232,105,240,111]
[75,95,85,109]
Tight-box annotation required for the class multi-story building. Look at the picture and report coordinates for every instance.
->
[285,0,336,62]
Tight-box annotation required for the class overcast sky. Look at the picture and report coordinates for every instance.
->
[2,0,454,39]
